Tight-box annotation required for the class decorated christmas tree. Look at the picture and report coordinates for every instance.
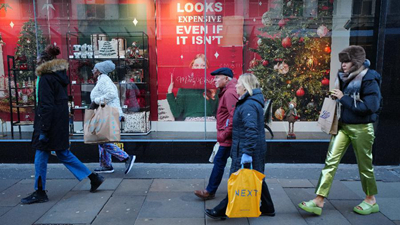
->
[250,0,333,121]
[14,19,48,81]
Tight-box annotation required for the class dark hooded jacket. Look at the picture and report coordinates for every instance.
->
[32,59,70,151]
[230,89,266,175]
[338,67,382,124]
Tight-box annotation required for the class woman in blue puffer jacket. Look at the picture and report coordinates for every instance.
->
[205,73,275,220]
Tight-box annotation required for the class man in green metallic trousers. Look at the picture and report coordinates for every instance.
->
[298,46,383,216]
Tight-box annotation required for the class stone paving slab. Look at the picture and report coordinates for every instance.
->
[375,197,400,220]
[73,177,123,192]
[114,179,153,196]
[1,179,79,225]
[135,218,205,225]
[309,180,362,200]
[35,191,113,224]
[269,183,301,214]
[0,179,34,207]
[0,206,12,217]
[206,216,248,224]
[139,192,204,218]
[248,213,308,225]
[149,179,204,192]
[330,200,395,225]
[277,179,314,188]
[92,195,146,225]
[0,179,20,192]
[343,181,400,199]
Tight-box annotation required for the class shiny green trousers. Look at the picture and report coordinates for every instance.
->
[315,123,378,197]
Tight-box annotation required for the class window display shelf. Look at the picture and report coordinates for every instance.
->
[7,55,36,138]
[66,32,151,134]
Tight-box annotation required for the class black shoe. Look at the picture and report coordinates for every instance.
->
[124,155,136,174]
[94,166,114,174]
[90,173,105,192]
[21,190,49,204]
[205,209,227,220]
[261,211,276,217]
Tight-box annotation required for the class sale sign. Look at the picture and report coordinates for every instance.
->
[156,0,244,95]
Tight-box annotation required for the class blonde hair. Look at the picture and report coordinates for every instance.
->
[238,73,260,96]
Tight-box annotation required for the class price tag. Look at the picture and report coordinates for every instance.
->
[121,80,126,84]
[123,105,128,108]
[69,55,74,59]
[75,106,80,108]
[95,56,99,58]
[72,81,77,84]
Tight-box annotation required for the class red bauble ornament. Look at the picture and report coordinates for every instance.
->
[299,37,304,43]
[282,37,292,48]
[296,87,305,97]
[324,46,331,53]
[278,19,286,28]
[321,77,330,86]
[249,58,258,68]
[321,6,329,11]
[262,60,269,66]
[324,69,330,75]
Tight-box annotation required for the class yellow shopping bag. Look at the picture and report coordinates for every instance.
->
[226,165,265,218]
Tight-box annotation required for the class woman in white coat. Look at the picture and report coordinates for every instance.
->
[90,60,135,174]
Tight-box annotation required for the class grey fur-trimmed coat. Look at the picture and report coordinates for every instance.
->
[229,89,267,175]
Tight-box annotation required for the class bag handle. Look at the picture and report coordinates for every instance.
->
[241,163,253,170]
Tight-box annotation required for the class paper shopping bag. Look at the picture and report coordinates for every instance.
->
[226,167,265,218]
[317,97,338,135]
[84,105,121,144]
[209,142,220,163]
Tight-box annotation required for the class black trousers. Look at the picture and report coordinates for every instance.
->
[213,180,275,214]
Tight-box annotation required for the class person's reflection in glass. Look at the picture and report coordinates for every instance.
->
[167,54,218,121]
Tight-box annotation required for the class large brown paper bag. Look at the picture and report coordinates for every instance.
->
[317,97,338,135]
[84,105,121,144]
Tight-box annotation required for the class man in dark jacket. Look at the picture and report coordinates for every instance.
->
[21,45,104,204]
[194,67,239,200]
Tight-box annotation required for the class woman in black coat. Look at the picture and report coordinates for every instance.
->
[21,45,104,204]
[205,73,275,219]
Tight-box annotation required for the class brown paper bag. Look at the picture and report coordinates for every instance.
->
[317,97,338,135]
[84,105,121,144]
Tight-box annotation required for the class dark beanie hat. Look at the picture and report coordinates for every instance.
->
[338,45,366,72]
[210,67,233,78]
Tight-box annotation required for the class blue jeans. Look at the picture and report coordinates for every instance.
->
[206,145,231,194]
[34,149,92,190]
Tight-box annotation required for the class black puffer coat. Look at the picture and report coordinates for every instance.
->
[32,59,70,151]
[229,89,266,175]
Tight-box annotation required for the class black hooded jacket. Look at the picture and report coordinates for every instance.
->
[32,59,70,151]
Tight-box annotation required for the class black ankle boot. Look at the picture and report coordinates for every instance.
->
[89,173,104,192]
[21,190,49,204]
[205,209,227,220]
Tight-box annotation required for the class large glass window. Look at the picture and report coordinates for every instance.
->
[0,0,397,137]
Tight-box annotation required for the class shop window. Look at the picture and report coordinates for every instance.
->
[353,0,375,16]
[388,0,400,15]
[86,4,105,19]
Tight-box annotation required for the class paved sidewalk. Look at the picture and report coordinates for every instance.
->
[0,163,399,225]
